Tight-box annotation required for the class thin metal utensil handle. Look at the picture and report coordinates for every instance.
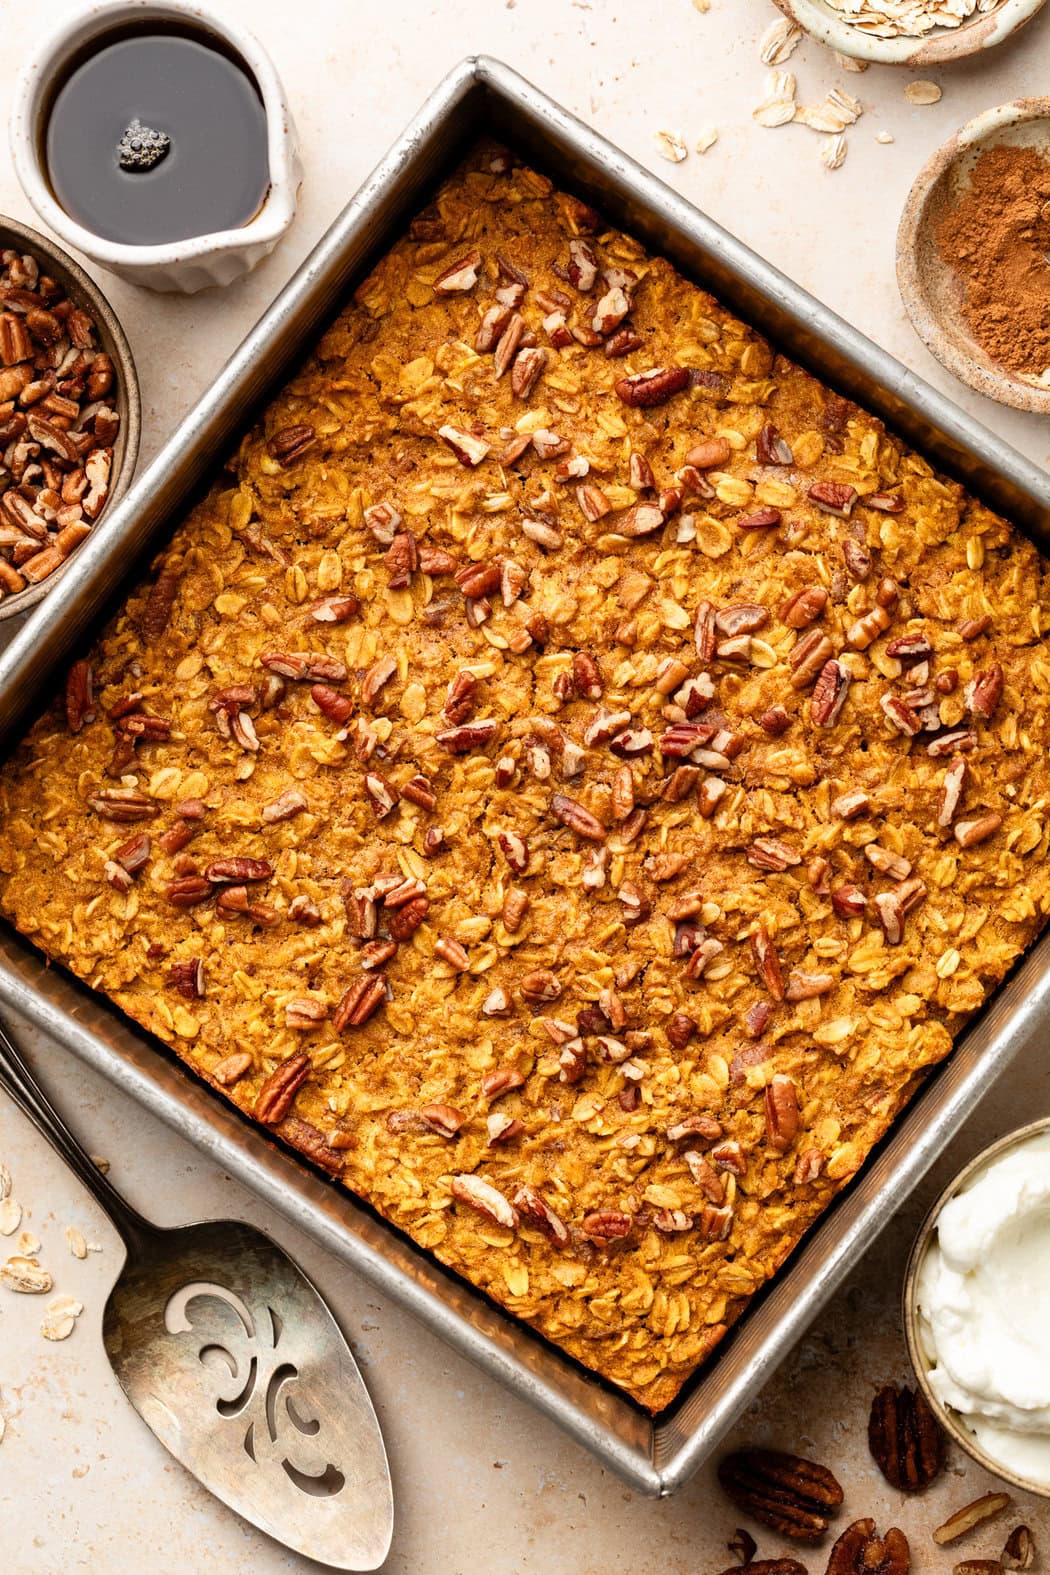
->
[0,1014,150,1245]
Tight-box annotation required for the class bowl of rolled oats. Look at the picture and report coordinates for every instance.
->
[772,0,1048,64]
[0,215,139,620]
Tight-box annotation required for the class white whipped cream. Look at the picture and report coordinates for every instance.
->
[917,1131,1050,1486]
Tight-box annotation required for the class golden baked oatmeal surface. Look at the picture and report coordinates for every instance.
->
[2,144,1049,1412]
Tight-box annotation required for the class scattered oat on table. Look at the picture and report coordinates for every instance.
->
[41,1294,83,1342]
[654,130,689,164]
[759,16,803,64]
[90,1155,110,1175]
[753,69,797,127]
[65,1225,88,1260]
[0,1196,21,1236]
[16,1230,40,1257]
[695,126,719,154]
[821,134,848,171]
[0,1163,10,1200]
[835,51,868,71]
[905,79,943,105]
[821,0,1003,36]
[691,0,710,11]
[0,1409,6,1445]
[1,1256,53,1294]
[876,130,895,143]
[795,87,863,134]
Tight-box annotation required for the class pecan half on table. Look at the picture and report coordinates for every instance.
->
[867,1382,944,1492]
[717,1448,843,1541]
[825,1519,909,1575]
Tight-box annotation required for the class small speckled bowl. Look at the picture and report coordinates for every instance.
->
[896,98,1050,414]
[0,214,139,623]
[903,1116,1050,1500]
[772,0,1048,65]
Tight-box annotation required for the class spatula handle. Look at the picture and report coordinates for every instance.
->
[0,1013,151,1246]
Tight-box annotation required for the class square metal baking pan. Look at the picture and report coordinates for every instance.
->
[1,57,1049,1498]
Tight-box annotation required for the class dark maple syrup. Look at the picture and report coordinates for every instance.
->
[44,23,270,247]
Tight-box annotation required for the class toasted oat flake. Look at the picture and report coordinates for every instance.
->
[753,70,797,128]
[876,130,895,143]
[695,126,719,154]
[41,1294,83,1342]
[821,134,848,171]
[0,1196,21,1235]
[759,16,803,63]
[691,0,710,10]
[796,87,863,134]
[16,1230,40,1256]
[1,1255,53,1294]
[0,1163,10,1200]
[655,130,689,164]
[65,1225,88,1260]
[905,79,943,105]
[0,1409,5,1444]
[835,50,869,71]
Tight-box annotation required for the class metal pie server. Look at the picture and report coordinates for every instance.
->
[0,1016,394,1570]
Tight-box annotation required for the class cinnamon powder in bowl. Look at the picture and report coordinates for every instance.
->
[897,98,1050,412]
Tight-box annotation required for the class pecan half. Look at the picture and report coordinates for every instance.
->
[868,1382,945,1493]
[254,1051,310,1124]
[451,1174,519,1229]
[332,975,386,1031]
[765,1075,800,1153]
[717,1449,843,1541]
[205,856,272,884]
[826,1521,909,1575]
[514,1184,570,1246]
[436,719,500,753]
[65,658,93,733]
[811,660,850,727]
[141,566,181,640]
[808,480,857,517]
[614,366,689,407]
[550,792,606,841]
[582,1209,633,1240]
[267,423,316,466]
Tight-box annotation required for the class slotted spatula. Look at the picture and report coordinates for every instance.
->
[0,1015,394,1571]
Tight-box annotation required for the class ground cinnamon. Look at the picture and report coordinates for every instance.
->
[937,142,1050,378]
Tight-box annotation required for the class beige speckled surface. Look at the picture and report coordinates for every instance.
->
[1,1,1050,1570]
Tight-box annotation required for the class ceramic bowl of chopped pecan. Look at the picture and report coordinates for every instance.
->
[772,0,1048,65]
[0,215,139,620]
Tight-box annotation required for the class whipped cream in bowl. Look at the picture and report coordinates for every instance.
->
[904,1118,1050,1497]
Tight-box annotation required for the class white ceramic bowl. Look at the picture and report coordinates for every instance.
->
[772,0,1048,66]
[10,0,302,294]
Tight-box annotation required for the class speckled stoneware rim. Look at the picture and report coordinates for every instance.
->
[902,1114,1050,1500]
[772,0,1048,65]
[896,98,1050,414]
[0,214,140,623]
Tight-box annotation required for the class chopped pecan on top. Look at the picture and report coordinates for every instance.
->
[65,658,94,733]
[717,1448,843,1541]
[254,1051,310,1125]
[750,923,785,1001]
[867,1382,945,1493]
[765,1074,800,1153]
[614,366,689,408]
[266,423,316,466]
[451,1173,519,1229]
[825,1520,909,1575]
[549,792,606,841]
[332,975,386,1031]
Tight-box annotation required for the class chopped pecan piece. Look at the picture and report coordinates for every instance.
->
[811,659,850,727]
[868,1382,944,1493]
[254,1051,310,1124]
[502,887,530,934]
[266,423,316,466]
[965,663,1004,720]
[875,891,905,944]
[388,897,428,941]
[847,605,892,650]
[954,812,1002,849]
[750,923,785,1001]
[582,1209,633,1240]
[438,425,490,467]
[514,1185,569,1246]
[165,876,211,908]
[756,422,794,465]
[826,1521,909,1575]
[614,366,689,407]
[667,1114,723,1144]
[747,837,801,872]
[365,772,399,819]
[420,1103,466,1138]
[789,631,834,689]
[549,792,606,841]
[784,971,835,1002]
[332,975,386,1031]
[451,1174,518,1230]
[685,436,732,469]
[937,756,968,827]
[169,958,204,999]
[435,936,469,971]
[436,719,500,753]
[65,658,94,733]
[384,531,418,588]
[832,788,869,820]
[311,684,353,725]
[808,480,857,517]
[864,843,911,881]
[880,693,922,737]
[717,1448,843,1542]
[141,566,181,640]
[736,506,782,532]
[434,248,480,293]
[934,1493,1012,1547]
[572,651,603,700]
[1002,1527,1036,1570]
[262,787,308,823]
[764,1074,800,1154]
[213,1051,253,1087]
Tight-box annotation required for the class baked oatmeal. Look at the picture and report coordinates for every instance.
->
[1,144,1048,1412]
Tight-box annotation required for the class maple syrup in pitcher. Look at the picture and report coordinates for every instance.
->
[44,23,270,247]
